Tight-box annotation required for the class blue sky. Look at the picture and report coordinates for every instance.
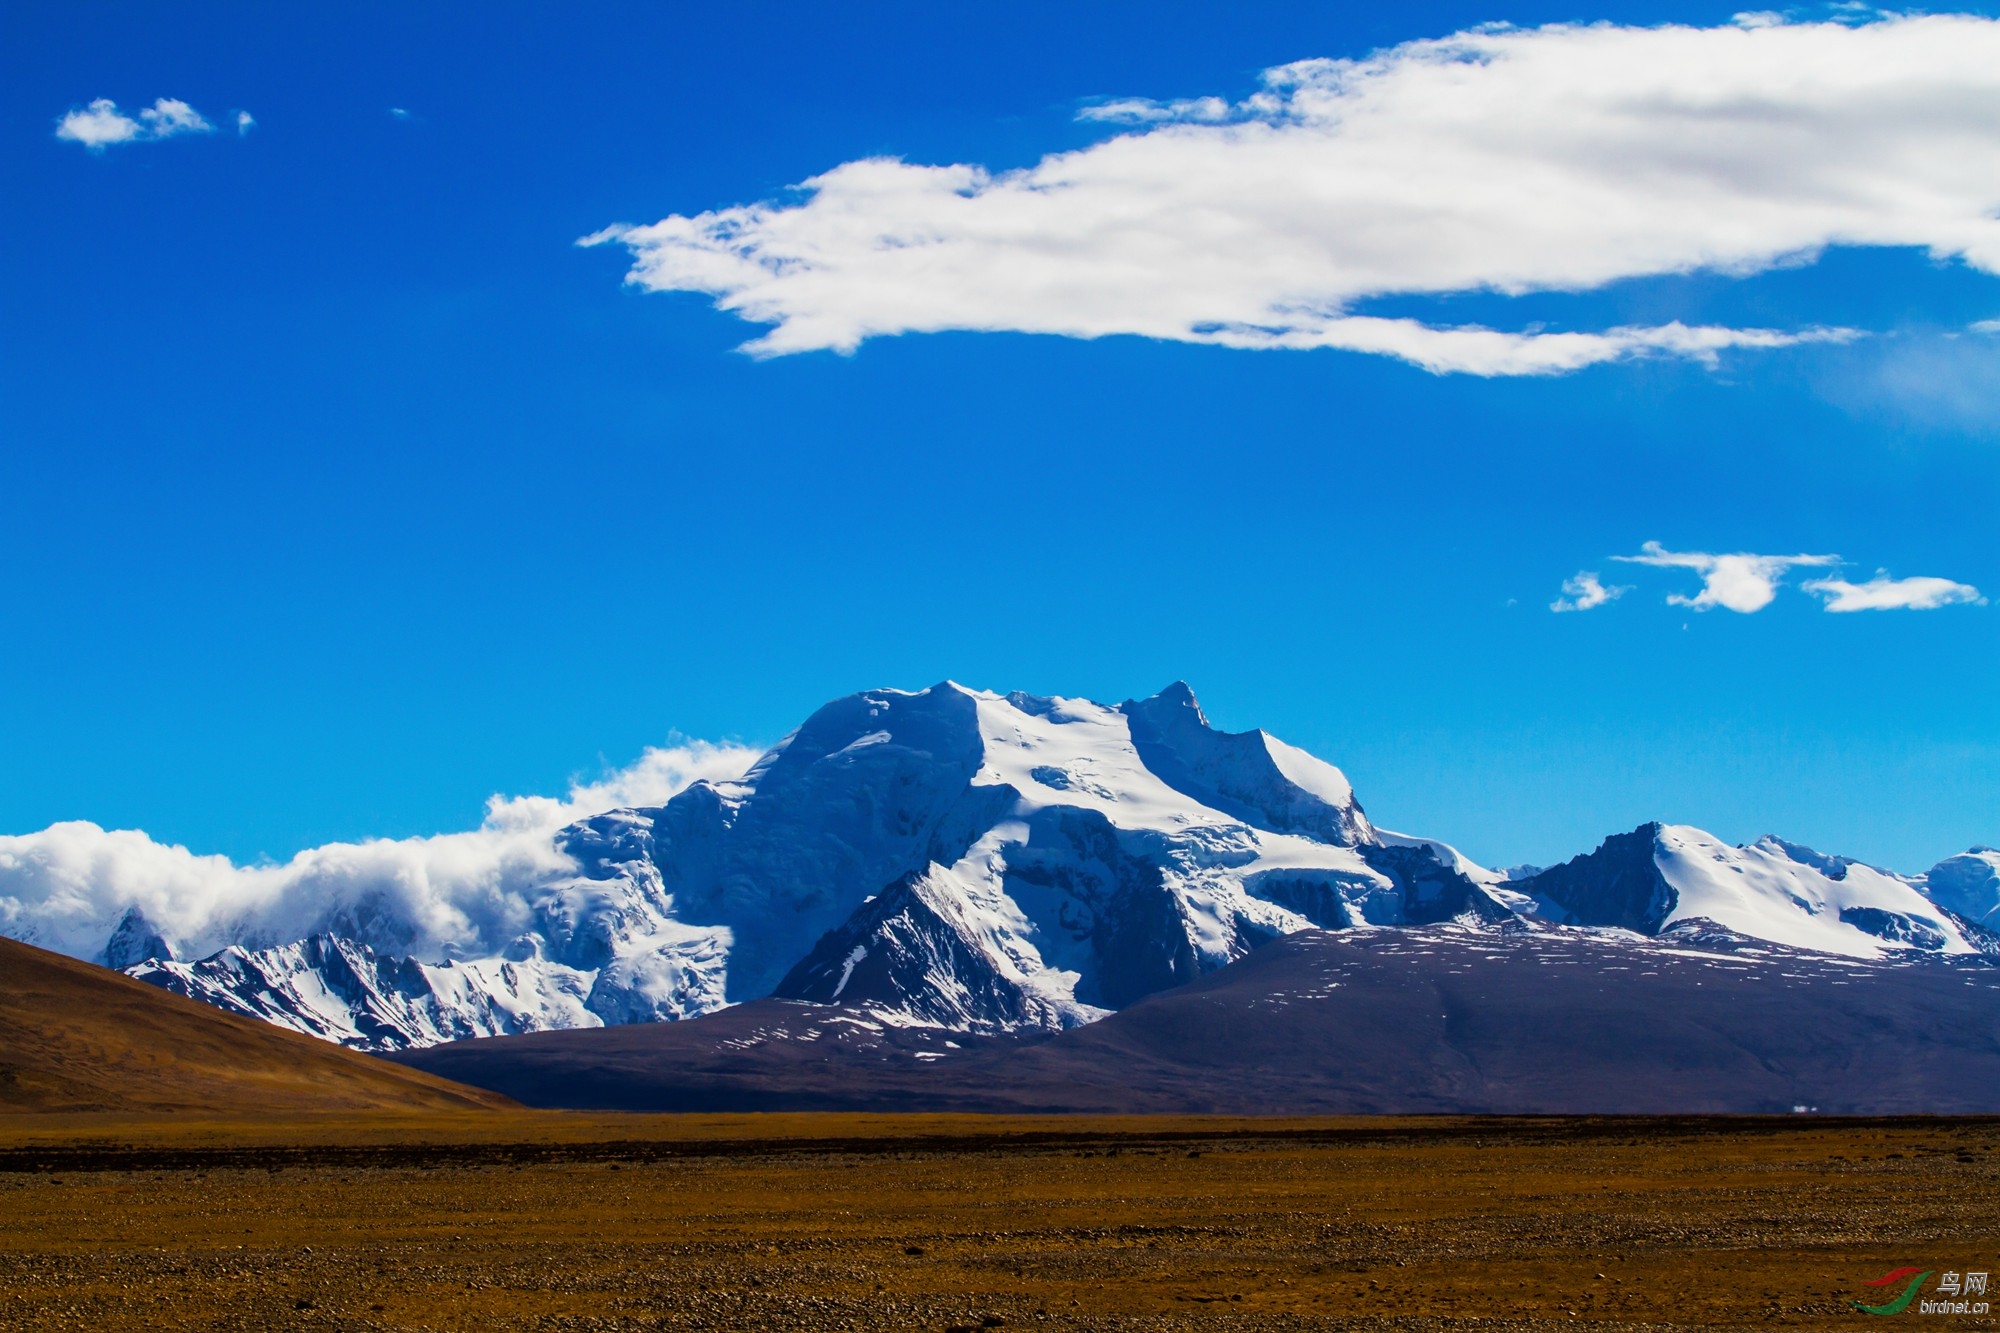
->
[4,1,1997,874]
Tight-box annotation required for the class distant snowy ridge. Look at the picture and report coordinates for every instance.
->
[1925,848,2000,930]
[1,681,1991,1051]
[1524,823,1983,958]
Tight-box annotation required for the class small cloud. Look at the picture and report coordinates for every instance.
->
[1802,572,1986,612]
[1078,96,1233,125]
[55,97,218,150]
[1973,319,2000,335]
[55,99,142,148]
[389,107,414,120]
[235,110,256,135]
[1613,541,1839,613]
[138,98,209,137]
[1550,572,1631,613]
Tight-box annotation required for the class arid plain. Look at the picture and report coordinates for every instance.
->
[2,1112,1996,1332]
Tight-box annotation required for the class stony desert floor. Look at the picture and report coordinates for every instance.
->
[0,1113,1994,1331]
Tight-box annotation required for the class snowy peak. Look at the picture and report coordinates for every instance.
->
[1925,848,2000,930]
[1655,825,1972,957]
[676,681,1397,1032]
[772,863,1104,1032]
[1121,683,1372,846]
[101,905,173,971]
[1523,822,1977,958]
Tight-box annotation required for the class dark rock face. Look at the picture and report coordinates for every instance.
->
[1089,861,1203,1009]
[101,906,172,971]
[1245,873,1357,930]
[1839,906,1950,950]
[773,871,1058,1030]
[1520,824,1677,932]
[1358,844,1516,926]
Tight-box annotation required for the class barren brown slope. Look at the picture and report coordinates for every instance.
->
[0,936,513,1113]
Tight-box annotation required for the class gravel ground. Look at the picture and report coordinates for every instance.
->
[0,1115,1995,1330]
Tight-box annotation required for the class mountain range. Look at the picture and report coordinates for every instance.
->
[60,681,1991,1068]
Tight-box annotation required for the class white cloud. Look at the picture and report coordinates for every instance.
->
[1973,319,2000,335]
[1550,571,1631,612]
[1606,542,1986,613]
[584,14,2000,374]
[1803,572,1986,611]
[55,97,219,150]
[0,739,760,965]
[1613,541,1839,613]
[1078,95,1233,125]
[235,110,256,135]
[390,107,413,120]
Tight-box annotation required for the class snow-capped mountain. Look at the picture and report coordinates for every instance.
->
[121,682,1509,1046]
[1522,823,1989,957]
[87,681,1997,1050]
[1925,848,2000,931]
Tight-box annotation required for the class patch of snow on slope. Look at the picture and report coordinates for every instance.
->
[970,690,1228,831]
[970,689,1390,916]
[1262,734,1355,811]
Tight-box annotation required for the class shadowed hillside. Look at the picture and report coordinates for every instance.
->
[397,924,2000,1115]
[0,937,513,1114]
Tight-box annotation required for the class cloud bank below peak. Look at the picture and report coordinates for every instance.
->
[0,740,760,967]
[586,13,2000,374]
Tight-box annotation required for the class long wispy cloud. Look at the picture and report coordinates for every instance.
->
[1613,543,1839,614]
[0,740,760,966]
[1580,542,1985,614]
[55,97,221,150]
[1802,572,1987,612]
[583,14,2000,375]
